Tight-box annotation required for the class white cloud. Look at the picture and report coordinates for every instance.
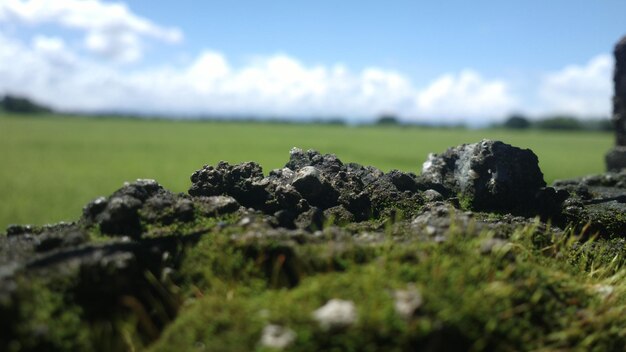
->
[0,0,182,62]
[0,31,520,122]
[0,2,615,122]
[32,35,76,64]
[416,70,515,120]
[538,54,613,117]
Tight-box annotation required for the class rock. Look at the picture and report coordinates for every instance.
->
[323,206,355,225]
[393,284,423,319]
[82,179,165,236]
[387,170,419,192]
[606,36,626,171]
[4,144,626,349]
[411,202,551,240]
[189,161,268,207]
[286,147,344,174]
[141,192,195,224]
[35,229,87,252]
[94,195,143,236]
[553,173,626,236]
[291,166,339,208]
[421,139,559,213]
[294,207,325,230]
[606,146,626,172]
[195,196,240,216]
[82,179,240,237]
[312,299,357,330]
[422,189,444,202]
[259,324,296,350]
[411,203,471,239]
[186,148,428,224]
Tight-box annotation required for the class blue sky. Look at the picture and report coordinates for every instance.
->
[0,0,624,124]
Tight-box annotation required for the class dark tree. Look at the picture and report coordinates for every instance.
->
[376,114,399,125]
[503,114,531,129]
[0,95,53,114]
[535,116,582,130]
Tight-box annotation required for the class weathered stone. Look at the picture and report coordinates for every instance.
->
[422,189,444,202]
[294,207,325,231]
[387,169,419,192]
[606,36,626,171]
[94,195,143,236]
[291,166,339,208]
[554,173,626,236]
[323,205,355,225]
[421,139,561,213]
[411,202,552,240]
[83,179,194,236]
[613,36,626,146]
[186,148,427,224]
[194,195,240,217]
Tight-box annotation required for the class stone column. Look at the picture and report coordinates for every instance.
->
[606,36,626,171]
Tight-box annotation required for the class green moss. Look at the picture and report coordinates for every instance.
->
[150,226,626,351]
[6,278,92,352]
[457,192,473,211]
[6,213,626,351]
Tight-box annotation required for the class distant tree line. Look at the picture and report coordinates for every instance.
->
[500,113,612,132]
[0,94,53,114]
[0,95,612,132]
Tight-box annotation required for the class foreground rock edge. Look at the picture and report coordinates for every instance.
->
[2,140,626,351]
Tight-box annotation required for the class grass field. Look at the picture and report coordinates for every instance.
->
[0,113,613,230]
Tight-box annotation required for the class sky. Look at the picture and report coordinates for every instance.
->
[0,0,624,124]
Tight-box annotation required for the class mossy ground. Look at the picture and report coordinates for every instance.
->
[151,224,626,351]
[3,210,626,351]
[8,213,624,351]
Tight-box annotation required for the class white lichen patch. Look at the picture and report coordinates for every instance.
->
[393,284,423,319]
[592,284,615,299]
[259,324,296,350]
[312,299,357,329]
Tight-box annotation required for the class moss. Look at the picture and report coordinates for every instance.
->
[6,212,626,351]
[5,277,93,352]
[150,226,626,351]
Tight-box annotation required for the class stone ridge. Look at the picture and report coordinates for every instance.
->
[420,139,566,213]
[3,141,626,350]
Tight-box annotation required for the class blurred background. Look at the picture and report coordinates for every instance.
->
[0,0,624,228]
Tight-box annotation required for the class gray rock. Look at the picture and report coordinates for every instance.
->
[195,195,240,216]
[187,148,428,225]
[422,189,444,202]
[94,195,143,236]
[606,36,626,171]
[83,179,202,237]
[554,173,626,236]
[421,139,561,212]
[606,146,626,172]
[291,166,339,208]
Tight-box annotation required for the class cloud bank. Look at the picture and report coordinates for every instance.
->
[538,54,613,117]
[0,0,182,62]
[0,0,613,123]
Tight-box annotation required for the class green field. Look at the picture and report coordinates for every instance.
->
[0,113,613,230]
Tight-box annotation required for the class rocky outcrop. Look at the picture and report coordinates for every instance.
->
[3,142,626,350]
[420,140,567,213]
[188,147,425,227]
[606,36,626,171]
